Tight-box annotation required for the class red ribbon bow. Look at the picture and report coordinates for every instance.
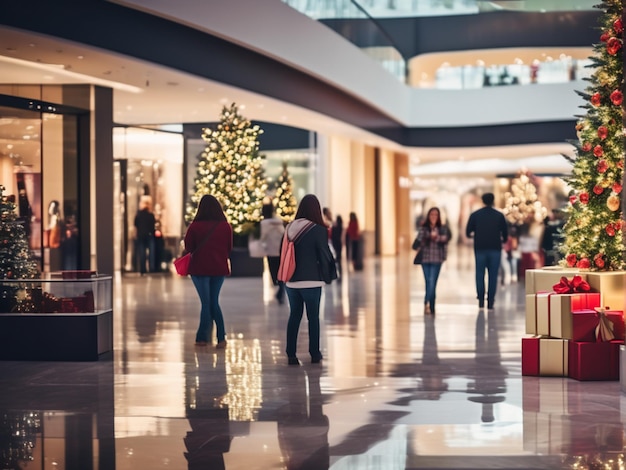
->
[552,275,591,294]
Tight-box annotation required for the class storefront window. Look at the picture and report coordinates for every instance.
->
[0,104,81,273]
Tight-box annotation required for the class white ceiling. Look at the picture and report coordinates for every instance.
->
[0,24,576,174]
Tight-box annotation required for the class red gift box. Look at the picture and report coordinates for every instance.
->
[570,309,624,342]
[568,340,623,381]
[522,336,568,376]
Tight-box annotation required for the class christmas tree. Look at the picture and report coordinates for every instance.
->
[0,185,39,279]
[503,170,547,227]
[273,161,297,222]
[560,0,625,271]
[187,103,267,234]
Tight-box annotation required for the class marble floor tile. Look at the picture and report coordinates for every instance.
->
[0,247,624,469]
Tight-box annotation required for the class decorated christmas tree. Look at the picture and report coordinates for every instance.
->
[187,103,267,234]
[273,161,297,222]
[503,170,547,227]
[0,185,39,279]
[560,0,625,271]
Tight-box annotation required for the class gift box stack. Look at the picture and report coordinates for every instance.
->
[522,269,626,381]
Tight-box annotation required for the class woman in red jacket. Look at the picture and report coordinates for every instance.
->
[184,195,233,348]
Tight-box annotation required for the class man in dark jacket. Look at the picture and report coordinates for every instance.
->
[466,193,508,310]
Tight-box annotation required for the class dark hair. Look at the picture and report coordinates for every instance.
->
[294,194,326,225]
[262,203,274,219]
[349,212,358,222]
[335,215,343,228]
[482,193,495,206]
[421,207,442,228]
[193,195,227,222]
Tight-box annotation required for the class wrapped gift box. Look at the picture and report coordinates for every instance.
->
[525,268,583,294]
[587,271,626,312]
[568,340,622,381]
[522,336,568,377]
[526,291,601,337]
[563,308,624,342]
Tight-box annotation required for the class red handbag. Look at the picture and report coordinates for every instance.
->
[173,253,191,276]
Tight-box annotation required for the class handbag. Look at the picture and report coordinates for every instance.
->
[174,222,219,276]
[413,247,423,265]
[174,253,191,275]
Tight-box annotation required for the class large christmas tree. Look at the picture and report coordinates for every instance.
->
[187,103,267,234]
[273,161,297,222]
[0,185,39,279]
[560,0,625,271]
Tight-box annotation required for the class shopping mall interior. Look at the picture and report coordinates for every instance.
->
[1,1,625,468]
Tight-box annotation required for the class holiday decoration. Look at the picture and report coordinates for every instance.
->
[503,170,547,226]
[0,185,39,280]
[0,411,41,469]
[186,103,268,235]
[560,0,625,271]
[272,161,297,222]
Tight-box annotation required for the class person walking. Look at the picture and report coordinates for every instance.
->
[465,193,508,310]
[330,215,344,280]
[261,203,286,304]
[184,195,233,348]
[134,195,156,275]
[346,212,362,271]
[282,194,337,366]
[413,207,451,315]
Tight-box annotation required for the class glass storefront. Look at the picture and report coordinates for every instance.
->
[0,102,82,273]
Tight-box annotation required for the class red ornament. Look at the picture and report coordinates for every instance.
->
[579,192,589,204]
[597,160,609,173]
[569,195,577,205]
[593,145,604,157]
[607,37,622,55]
[601,32,610,42]
[610,90,623,106]
[577,258,591,269]
[606,224,616,237]
[582,142,592,152]
[566,253,577,267]
[613,183,623,193]
[593,185,604,195]
[595,256,605,269]
[619,161,625,169]
[598,126,608,140]
[614,18,624,34]
[591,93,602,106]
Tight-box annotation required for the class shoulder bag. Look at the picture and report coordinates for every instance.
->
[174,222,219,276]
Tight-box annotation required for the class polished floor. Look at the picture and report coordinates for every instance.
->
[1,247,625,469]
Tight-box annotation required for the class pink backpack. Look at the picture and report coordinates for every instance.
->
[277,222,314,282]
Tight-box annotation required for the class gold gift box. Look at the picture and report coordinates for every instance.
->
[548,293,601,339]
[587,271,626,312]
[525,292,551,336]
[540,338,569,376]
[525,268,583,295]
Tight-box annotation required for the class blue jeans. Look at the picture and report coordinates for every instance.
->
[191,275,226,343]
[285,287,322,359]
[474,249,501,305]
[421,262,442,311]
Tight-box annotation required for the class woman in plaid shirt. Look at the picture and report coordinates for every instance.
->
[414,207,451,315]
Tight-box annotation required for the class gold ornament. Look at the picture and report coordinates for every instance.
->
[607,194,620,211]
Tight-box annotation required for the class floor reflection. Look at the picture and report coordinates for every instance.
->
[0,247,625,469]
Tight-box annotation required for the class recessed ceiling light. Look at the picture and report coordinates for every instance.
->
[28,43,35,47]
[77,55,84,60]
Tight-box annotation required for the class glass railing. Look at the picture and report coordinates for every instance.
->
[282,0,595,19]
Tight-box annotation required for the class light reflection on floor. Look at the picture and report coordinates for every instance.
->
[0,247,624,469]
